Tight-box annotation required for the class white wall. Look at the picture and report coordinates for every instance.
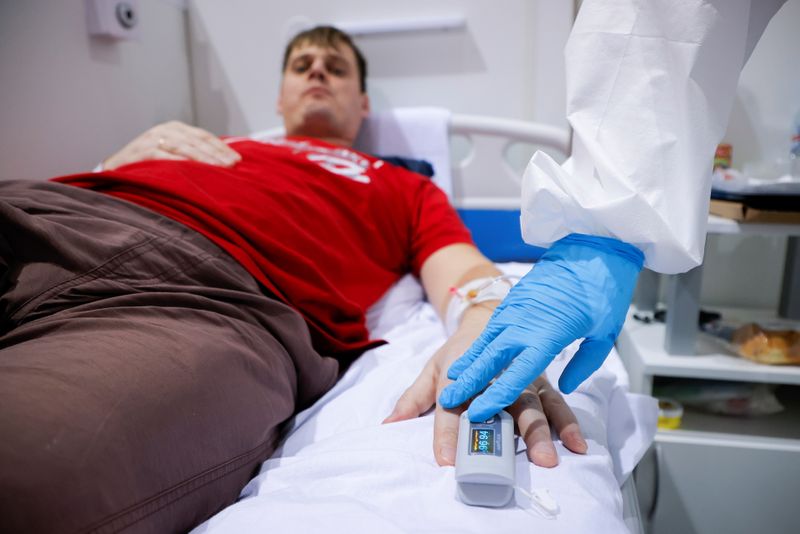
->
[187,0,573,136]
[0,0,194,180]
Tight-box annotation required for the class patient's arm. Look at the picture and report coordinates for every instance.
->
[102,120,241,171]
[386,243,587,467]
[418,243,502,320]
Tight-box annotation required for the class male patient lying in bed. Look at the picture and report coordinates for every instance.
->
[0,26,586,534]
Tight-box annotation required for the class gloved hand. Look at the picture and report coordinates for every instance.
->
[439,233,644,422]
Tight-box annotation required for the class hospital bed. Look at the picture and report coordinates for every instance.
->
[192,109,656,534]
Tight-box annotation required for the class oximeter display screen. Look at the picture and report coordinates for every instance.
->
[471,428,494,454]
[468,416,502,456]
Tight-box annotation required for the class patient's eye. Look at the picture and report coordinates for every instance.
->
[290,57,311,73]
[326,58,349,77]
[288,52,350,77]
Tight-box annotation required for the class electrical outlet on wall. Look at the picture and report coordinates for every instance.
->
[86,0,141,40]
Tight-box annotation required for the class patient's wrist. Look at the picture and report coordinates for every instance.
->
[444,275,516,335]
[444,304,497,347]
[458,301,499,327]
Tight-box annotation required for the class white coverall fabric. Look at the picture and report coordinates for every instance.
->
[521,0,786,273]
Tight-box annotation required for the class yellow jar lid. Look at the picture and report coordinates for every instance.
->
[657,398,683,430]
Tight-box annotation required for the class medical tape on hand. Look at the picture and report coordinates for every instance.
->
[444,275,518,336]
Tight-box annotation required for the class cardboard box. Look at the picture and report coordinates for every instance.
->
[709,199,800,224]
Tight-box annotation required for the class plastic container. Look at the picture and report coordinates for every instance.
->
[703,320,800,366]
[714,143,733,170]
[657,398,683,430]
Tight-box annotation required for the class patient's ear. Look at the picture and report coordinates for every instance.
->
[276,83,287,116]
[360,93,370,118]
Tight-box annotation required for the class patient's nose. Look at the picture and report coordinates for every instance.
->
[308,57,326,82]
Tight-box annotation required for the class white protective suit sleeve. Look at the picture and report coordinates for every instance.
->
[520,0,786,274]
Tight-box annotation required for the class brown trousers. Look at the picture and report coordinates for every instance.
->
[0,181,339,533]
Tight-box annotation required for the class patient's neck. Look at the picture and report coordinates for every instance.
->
[311,135,352,147]
[288,128,353,148]
[285,117,356,148]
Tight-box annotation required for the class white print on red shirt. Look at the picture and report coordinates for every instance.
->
[305,153,370,183]
[237,137,375,184]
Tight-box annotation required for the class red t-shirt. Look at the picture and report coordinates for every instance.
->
[55,137,473,360]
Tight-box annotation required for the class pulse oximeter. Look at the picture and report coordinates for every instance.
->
[454,409,515,507]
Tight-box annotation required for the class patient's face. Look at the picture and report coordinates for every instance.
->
[278,42,369,146]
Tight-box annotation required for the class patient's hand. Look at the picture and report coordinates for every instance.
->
[102,120,241,171]
[382,304,587,467]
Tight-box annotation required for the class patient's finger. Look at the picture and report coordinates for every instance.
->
[185,137,237,166]
[382,361,437,424]
[154,123,227,166]
[152,149,189,162]
[183,123,241,164]
[507,387,558,467]
[195,128,241,163]
[160,137,228,166]
[537,380,587,454]
[433,402,461,466]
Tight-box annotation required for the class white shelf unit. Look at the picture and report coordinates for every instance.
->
[619,216,800,534]
[618,310,800,393]
[617,310,800,534]
[635,215,800,355]
[618,309,800,439]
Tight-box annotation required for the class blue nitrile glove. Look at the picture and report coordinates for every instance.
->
[439,233,644,422]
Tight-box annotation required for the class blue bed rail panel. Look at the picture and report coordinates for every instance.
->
[456,209,546,263]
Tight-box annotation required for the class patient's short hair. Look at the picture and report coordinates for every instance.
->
[282,26,367,93]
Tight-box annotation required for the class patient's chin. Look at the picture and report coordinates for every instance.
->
[297,108,341,139]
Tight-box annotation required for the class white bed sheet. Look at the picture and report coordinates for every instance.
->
[193,266,656,534]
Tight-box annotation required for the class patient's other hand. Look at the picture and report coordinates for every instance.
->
[382,305,587,468]
[102,120,241,171]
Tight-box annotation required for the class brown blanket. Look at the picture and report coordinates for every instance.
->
[0,180,339,533]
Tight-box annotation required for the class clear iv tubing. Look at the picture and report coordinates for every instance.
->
[514,485,560,520]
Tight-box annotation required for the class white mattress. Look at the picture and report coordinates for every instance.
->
[192,266,657,534]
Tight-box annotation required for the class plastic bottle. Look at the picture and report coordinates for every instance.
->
[791,109,800,179]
